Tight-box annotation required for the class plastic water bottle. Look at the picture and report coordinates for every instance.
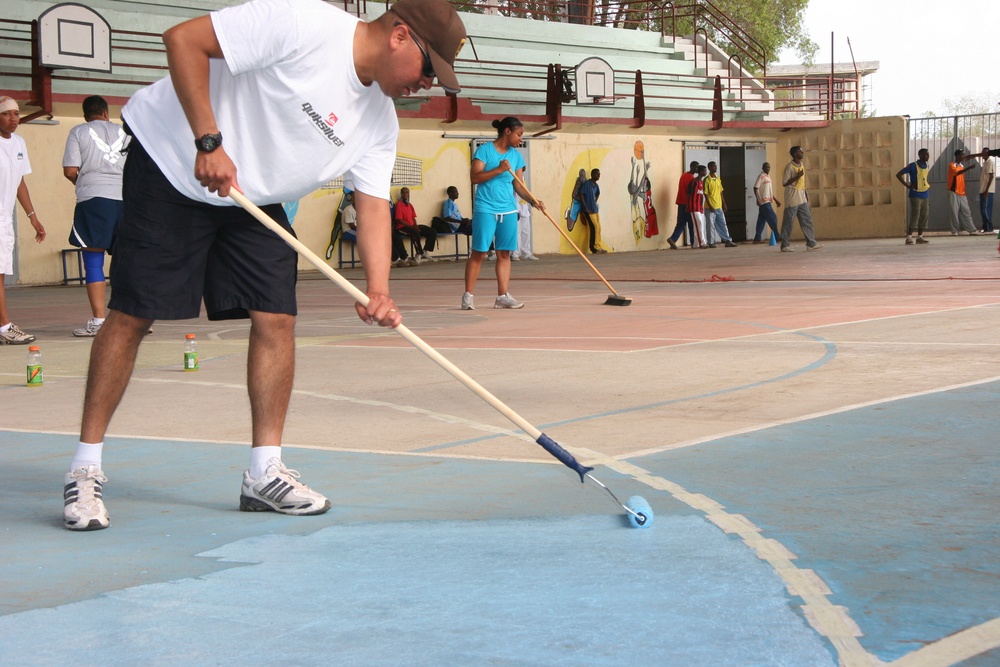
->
[184,334,199,371]
[26,345,43,387]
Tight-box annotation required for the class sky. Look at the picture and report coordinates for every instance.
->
[776,0,1000,117]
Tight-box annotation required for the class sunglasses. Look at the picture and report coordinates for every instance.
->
[410,30,436,80]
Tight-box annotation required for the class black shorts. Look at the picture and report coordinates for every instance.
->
[109,132,297,321]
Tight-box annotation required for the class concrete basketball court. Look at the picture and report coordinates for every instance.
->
[2,236,999,666]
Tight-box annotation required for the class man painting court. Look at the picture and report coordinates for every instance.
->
[61,0,467,531]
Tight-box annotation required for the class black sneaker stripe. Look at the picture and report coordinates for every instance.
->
[261,479,293,502]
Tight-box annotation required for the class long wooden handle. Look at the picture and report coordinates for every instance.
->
[228,189,543,441]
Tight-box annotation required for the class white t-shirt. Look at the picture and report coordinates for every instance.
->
[981,156,996,195]
[122,0,398,206]
[62,120,127,202]
[0,132,31,227]
[342,202,357,229]
[753,171,773,203]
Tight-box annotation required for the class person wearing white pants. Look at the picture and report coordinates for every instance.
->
[511,196,538,260]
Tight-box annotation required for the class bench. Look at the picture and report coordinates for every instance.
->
[337,228,361,269]
[61,248,86,285]
[431,227,472,261]
[337,227,470,268]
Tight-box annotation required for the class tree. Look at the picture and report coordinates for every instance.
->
[705,0,817,67]
[940,91,1000,117]
[461,0,817,72]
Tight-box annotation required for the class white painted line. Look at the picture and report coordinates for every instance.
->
[887,616,1000,667]
[622,374,1000,459]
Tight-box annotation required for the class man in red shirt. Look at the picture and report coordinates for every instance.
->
[667,161,698,249]
[393,186,438,263]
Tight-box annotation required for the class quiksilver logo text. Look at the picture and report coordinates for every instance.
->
[301,103,345,146]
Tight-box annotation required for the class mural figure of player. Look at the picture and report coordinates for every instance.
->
[628,141,658,243]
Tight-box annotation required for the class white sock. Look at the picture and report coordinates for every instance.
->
[70,442,104,472]
[250,446,282,479]
[93,317,105,325]
[0,323,10,333]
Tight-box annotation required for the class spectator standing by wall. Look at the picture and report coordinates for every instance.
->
[62,95,127,337]
[0,96,46,345]
[688,164,709,249]
[780,145,821,252]
[667,161,698,250]
[578,168,606,254]
[947,149,978,235]
[512,195,538,260]
[895,148,931,245]
[752,162,781,244]
[979,147,995,233]
[704,161,738,247]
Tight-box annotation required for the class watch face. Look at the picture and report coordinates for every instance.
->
[196,133,222,152]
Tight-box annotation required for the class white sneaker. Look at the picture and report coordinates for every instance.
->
[405,257,418,267]
[461,292,475,310]
[806,243,823,251]
[73,318,103,337]
[240,458,331,515]
[64,465,110,531]
[0,323,35,345]
[780,245,794,252]
[486,251,496,261]
[526,255,540,261]
[494,293,524,309]
[419,252,433,262]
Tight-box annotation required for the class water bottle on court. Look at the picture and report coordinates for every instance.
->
[26,345,43,387]
[184,334,199,371]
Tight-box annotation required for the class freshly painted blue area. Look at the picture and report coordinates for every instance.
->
[1,433,654,614]
[1,515,833,666]
[632,381,1000,663]
[1,431,836,665]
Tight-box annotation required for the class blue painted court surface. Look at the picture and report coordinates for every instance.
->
[2,381,998,665]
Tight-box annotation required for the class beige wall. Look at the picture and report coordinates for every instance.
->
[9,117,901,285]
[776,116,907,240]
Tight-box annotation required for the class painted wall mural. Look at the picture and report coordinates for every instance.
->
[628,140,659,243]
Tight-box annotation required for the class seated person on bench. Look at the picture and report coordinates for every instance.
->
[436,185,472,235]
[393,187,436,263]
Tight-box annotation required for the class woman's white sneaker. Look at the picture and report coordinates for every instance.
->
[494,293,524,309]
